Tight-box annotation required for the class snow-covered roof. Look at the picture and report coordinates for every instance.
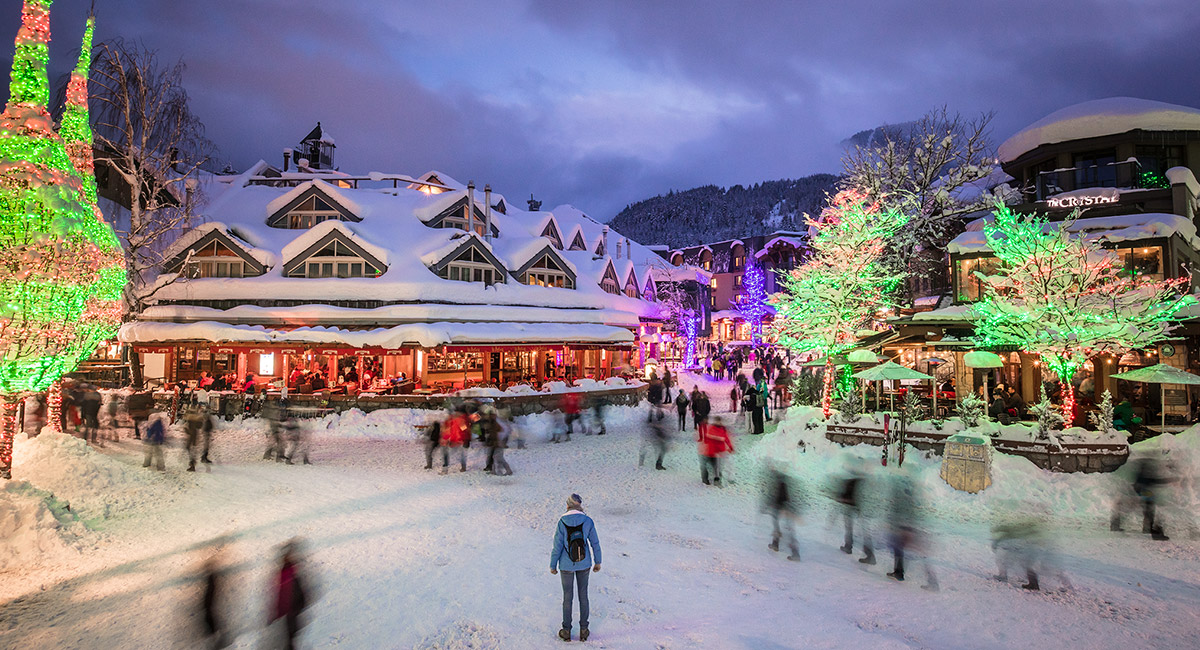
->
[161,221,275,269]
[754,235,805,258]
[949,212,1200,255]
[146,169,674,331]
[999,98,1200,163]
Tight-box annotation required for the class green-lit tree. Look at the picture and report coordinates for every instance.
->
[0,1,125,478]
[970,204,1193,425]
[771,189,908,418]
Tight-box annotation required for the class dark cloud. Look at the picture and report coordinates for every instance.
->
[2,0,1198,218]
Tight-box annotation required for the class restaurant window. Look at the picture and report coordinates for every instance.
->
[1114,245,1164,282]
[955,256,1000,302]
[1074,149,1117,189]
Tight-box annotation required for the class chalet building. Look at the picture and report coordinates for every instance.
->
[118,129,677,393]
[661,232,805,342]
[881,98,1200,424]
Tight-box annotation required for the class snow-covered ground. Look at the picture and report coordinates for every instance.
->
[2,400,1199,649]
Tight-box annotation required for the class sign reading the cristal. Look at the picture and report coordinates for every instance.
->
[1045,188,1120,209]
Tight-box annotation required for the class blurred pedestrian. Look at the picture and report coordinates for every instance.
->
[183,404,206,472]
[550,493,601,643]
[198,551,228,649]
[142,412,167,471]
[271,539,310,650]
[81,385,102,446]
[699,416,733,486]
[1112,453,1172,540]
[262,402,285,462]
[492,413,514,476]
[589,395,607,436]
[561,391,582,440]
[745,385,765,435]
[885,469,938,590]
[646,372,664,422]
[639,406,669,470]
[441,407,469,473]
[763,464,801,560]
[422,419,441,470]
[835,458,875,564]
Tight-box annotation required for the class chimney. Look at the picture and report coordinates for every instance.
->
[527,193,542,212]
[601,225,609,256]
[616,239,623,259]
[625,238,631,259]
[466,181,476,235]
[484,184,493,242]
[283,148,292,172]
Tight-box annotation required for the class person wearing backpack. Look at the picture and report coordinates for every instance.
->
[550,493,602,643]
[674,390,690,432]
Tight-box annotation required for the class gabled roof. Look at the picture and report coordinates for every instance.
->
[413,190,499,236]
[597,257,620,287]
[535,214,564,249]
[302,122,335,146]
[509,243,577,282]
[265,180,361,227]
[162,223,272,276]
[423,232,509,277]
[566,224,587,251]
[281,221,389,275]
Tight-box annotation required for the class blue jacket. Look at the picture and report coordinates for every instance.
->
[145,418,166,445]
[551,511,601,572]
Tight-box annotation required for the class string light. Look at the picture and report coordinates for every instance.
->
[770,189,909,418]
[736,259,768,343]
[970,203,1193,423]
[0,3,125,478]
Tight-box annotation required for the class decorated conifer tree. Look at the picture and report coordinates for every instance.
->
[771,189,908,418]
[970,204,1193,425]
[0,1,125,478]
[736,258,768,343]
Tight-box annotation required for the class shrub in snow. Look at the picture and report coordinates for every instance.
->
[1030,386,1065,441]
[835,390,862,423]
[958,391,986,429]
[1089,389,1116,435]
[900,391,925,427]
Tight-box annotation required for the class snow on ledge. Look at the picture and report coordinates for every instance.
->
[1166,166,1200,197]
[949,212,1200,254]
[998,97,1200,163]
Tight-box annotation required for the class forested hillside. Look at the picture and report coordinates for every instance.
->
[609,174,838,248]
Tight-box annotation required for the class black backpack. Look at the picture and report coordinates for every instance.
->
[564,520,587,563]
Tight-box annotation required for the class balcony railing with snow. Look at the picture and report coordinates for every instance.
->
[1035,159,1170,201]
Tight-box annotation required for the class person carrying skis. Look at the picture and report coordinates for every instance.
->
[550,493,602,643]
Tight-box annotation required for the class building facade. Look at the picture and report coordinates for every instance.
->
[119,130,677,393]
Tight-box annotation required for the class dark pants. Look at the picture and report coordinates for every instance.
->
[677,410,687,430]
[751,408,764,434]
[560,568,590,632]
[701,455,720,484]
[424,441,437,469]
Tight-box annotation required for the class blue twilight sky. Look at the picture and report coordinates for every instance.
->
[3,0,1199,219]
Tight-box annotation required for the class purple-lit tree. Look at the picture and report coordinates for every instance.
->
[736,259,768,343]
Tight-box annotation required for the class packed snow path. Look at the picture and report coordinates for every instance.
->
[2,405,1199,649]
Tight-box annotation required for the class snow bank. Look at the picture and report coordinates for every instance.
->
[0,481,80,570]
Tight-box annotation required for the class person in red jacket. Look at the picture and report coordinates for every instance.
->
[440,408,469,473]
[700,417,734,486]
[561,391,582,440]
[271,539,310,650]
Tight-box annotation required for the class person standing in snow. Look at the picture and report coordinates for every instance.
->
[763,463,801,560]
[183,404,206,472]
[262,401,285,461]
[271,539,310,650]
[283,416,310,465]
[197,550,227,649]
[142,413,167,471]
[589,396,607,436]
[693,391,712,434]
[745,385,765,435]
[674,389,690,431]
[639,406,669,470]
[550,493,602,643]
[646,373,665,422]
[492,413,514,476]
[662,368,673,402]
[80,385,102,446]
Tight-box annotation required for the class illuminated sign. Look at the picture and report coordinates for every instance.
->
[1045,188,1120,209]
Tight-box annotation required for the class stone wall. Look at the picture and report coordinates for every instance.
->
[154,385,648,420]
[824,423,1128,473]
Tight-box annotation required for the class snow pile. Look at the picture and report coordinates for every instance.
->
[12,431,173,522]
[0,481,80,570]
[755,407,1194,528]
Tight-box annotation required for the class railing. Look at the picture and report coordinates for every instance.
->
[1035,159,1168,201]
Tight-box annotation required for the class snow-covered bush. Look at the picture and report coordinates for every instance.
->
[958,391,986,429]
[1089,389,1115,434]
[836,390,862,423]
[1030,385,1064,441]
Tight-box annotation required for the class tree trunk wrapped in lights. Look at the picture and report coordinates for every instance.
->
[771,189,909,418]
[969,204,1194,425]
[0,2,125,478]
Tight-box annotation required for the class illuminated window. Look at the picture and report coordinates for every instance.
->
[293,240,379,278]
[709,278,717,289]
[955,256,1000,302]
[258,353,275,376]
[444,247,505,285]
[184,241,245,278]
[285,195,344,229]
[524,255,572,288]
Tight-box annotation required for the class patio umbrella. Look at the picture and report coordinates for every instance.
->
[1111,363,1200,430]
[964,351,1005,406]
[847,349,881,363]
[854,361,934,412]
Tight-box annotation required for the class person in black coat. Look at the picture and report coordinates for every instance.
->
[764,465,801,560]
[693,392,712,431]
[674,390,690,431]
[745,386,765,434]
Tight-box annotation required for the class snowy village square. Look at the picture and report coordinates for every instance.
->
[4,1,1200,649]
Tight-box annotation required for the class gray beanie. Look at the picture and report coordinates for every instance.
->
[566,493,583,510]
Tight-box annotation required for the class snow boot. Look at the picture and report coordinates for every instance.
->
[703,479,710,485]
[558,628,571,642]
[263,450,273,460]
[922,580,939,592]
[886,571,904,581]
[859,553,876,565]
[839,545,853,554]
[1151,527,1169,541]
[580,628,589,642]
[201,455,212,464]
[303,457,312,465]
[186,461,195,472]
[768,540,779,552]
[1022,571,1040,591]
[787,553,801,562]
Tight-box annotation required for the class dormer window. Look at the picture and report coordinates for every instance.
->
[624,276,639,299]
[443,211,488,236]
[643,277,656,301]
[287,195,342,229]
[540,219,563,249]
[184,240,245,278]
[282,226,387,279]
[267,181,360,229]
[595,238,607,257]
[526,256,573,289]
[569,231,587,251]
[445,247,504,285]
[600,263,620,295]
[422,195,498,237]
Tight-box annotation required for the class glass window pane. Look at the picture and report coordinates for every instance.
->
[337,263,349,278]
[322,263,333,277]
[450,266,459,280]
